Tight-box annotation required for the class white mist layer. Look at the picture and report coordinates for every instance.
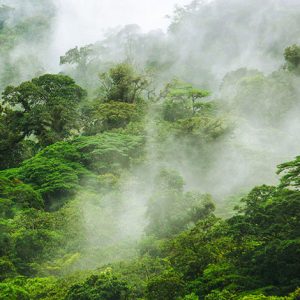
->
[51,0,191,57]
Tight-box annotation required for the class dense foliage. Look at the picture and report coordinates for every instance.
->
[0,0,299,299]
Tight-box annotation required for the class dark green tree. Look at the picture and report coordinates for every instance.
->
[145,269,185,300]
[82,101,140,135]
[0,74,86,169]
[65,270,131,300]
[99,63,148,103]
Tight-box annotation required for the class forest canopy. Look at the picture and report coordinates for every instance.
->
[0,0,299,299]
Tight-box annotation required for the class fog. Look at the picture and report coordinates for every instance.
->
[52,0,191,57]
[44,0,300,263]
[2,0,300,271]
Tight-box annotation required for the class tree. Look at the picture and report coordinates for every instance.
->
[72,132,145,174]
[219,67,298,127]
[0,175,43,211]
[65,270,131,300]
[161,79,210,122]
[284,44,300,72]
[60,45,94,68]
[145,269,185,300]
[2,74,86,146]
[1,141,84,208]
[0,283,29,300]
[60,45,95,85]
[0,74,86,169]
[82,100,140,135]
[146,169,215,238]
[224,158,300,294]
[204,289,236,300]
[99,63,148,103]
[277,155,300,190]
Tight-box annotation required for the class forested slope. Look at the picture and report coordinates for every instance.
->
[0,0,299,299]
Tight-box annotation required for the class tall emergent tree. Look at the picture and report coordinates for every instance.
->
[99,63,148,103]
[161,79,210,122]
[0,74,86,169]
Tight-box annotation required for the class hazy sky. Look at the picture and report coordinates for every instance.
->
[53,0,191,54]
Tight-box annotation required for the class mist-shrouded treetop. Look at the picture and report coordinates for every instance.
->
[59,0,300,90]
[284,44,300,72]
[98,63,149,103]
[0,0,56,92]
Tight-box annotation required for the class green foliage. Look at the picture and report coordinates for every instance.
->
[83,100,141,135]
[0,175,43,211]
[0,142,83,208]
[10,209,66,275]
[60,45,96,87]
[239,289,300,299]
[220,68,298,126]
[161,79,210,122]
[19,156,80,205]
[0,112,37,170]
[0,276,82,300]
[65,269,131,300]
[145,269,185,300]
[284,44,300,72]
[0,74,86,169]
[161,216,230,281]
[2,74,86,146]
[99,63,148,103]
[174,116,228,142]
[149,168,300,296]
[181,293,199,300]
[72,132,145,174]
[0,257,16,280]
[20,277,59,300]
[0,14,299,300]
[146,169,215,238]
[0,282,30,300]
[226,180,300,294]
[60,45,94,67]
[278,155,300,190]
[200,263,252,296]
[0,131,144,209]
[204,289,236,300]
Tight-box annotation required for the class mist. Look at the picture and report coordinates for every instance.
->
[1,0,300,279]
[54,0,300,268]
[52,0,191,56]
